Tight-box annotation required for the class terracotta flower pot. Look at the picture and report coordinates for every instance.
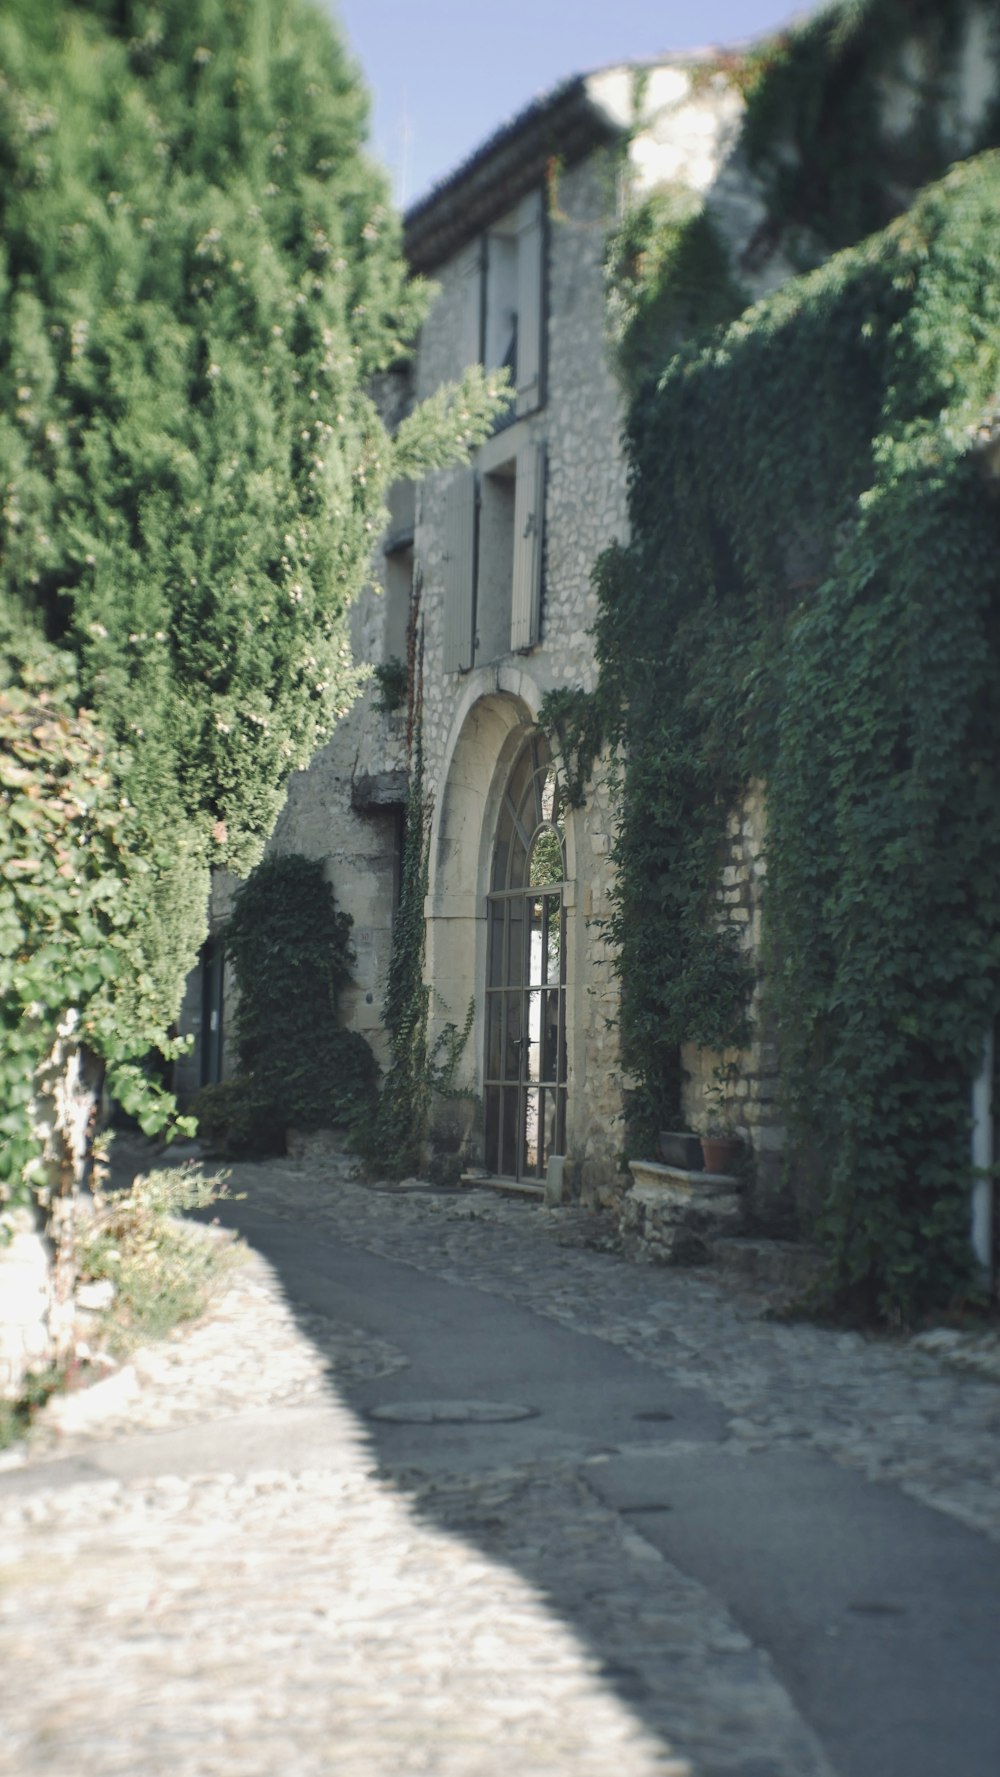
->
[700,1134,744,1175]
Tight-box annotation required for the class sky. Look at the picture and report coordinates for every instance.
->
[327,0,820,209]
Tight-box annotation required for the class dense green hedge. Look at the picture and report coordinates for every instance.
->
[1,623,188,1209]
[219,852,377,1141]
[0,0,507,1209]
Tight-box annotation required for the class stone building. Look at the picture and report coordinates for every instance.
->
[175,55,802,1204]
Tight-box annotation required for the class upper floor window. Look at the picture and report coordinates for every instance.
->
[441,442,546,673]
[381,478,415,666]
[461,190,546,420]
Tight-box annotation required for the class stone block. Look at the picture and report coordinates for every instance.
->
[286,1127,355,1166]
[543,1153,565,1208]
[621,1159,744,1266]
[0,1209,53,1399]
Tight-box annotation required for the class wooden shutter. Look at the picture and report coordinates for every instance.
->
[515,191,545,416]
[461,242,484,368]
[442,469,476,672]
[510,442,545,652]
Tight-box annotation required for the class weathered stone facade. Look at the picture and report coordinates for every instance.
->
[191,59,817,1201]
[412,141,630,1196]
[375,67,800,1200]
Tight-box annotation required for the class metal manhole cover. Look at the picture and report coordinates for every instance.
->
[369,1400,539,1425]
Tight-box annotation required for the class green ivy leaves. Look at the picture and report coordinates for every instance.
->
[1,626,191,1207]
[599,148,1000,1318]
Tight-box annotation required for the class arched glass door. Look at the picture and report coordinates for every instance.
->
[484,733,567,1179]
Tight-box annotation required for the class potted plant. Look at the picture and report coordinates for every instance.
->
[700,1063,745,1175]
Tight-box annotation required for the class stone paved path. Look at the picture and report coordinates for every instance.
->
[1,1144,998,1777]
[230,1154,1000,1545]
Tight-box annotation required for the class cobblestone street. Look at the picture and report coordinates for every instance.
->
[1,1146,998,1776]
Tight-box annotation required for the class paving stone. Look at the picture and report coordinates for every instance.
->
[2,1142,998,1776]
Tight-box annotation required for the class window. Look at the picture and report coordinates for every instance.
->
[442,441,546,672]
[461,189,546,419]
[382,479,415,664]
[476,461,517,663]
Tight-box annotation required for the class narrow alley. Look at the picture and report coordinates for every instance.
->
[2,1145,998,1777]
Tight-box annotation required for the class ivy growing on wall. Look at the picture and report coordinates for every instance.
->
[362,592,474,1181]
[596,144,1000,1321]
[364,635,433,1180]
[739,0,1000,257]
[537,686,604,810]
[604,186,747,397]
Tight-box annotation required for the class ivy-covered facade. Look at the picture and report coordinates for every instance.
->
[597,0,1000,1319]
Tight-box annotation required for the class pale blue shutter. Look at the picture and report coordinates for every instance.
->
[510,442,545,651]
[442,469,476,672]
[515,191,545,416]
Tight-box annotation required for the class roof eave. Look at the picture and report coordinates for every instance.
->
[403,77,621,274]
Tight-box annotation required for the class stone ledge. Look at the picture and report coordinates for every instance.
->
[350,768,408,812]
[628,1159,742,1194]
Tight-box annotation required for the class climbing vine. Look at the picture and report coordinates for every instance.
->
[604,186,747,396]
[597,0,1000,1320]
[363,595,473,1181]
[364,629,433,1180]
[537,686,604,810]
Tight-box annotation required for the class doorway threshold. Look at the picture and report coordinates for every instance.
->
[460,1173,544,1200]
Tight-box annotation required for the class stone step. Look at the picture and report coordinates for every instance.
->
[460,1173,544,1200]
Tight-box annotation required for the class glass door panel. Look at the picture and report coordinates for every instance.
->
[484,734,569,1180]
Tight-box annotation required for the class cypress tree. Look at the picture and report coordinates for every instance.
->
[0,1,507,1264]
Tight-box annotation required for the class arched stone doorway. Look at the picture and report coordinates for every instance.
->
[484,731,567,1180]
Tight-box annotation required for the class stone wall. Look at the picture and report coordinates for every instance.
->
[263,677,405,1073]
[1,1015,101,1397]
[680,781,794,1231]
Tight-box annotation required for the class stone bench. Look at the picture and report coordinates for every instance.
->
[620,1158,744,1265]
